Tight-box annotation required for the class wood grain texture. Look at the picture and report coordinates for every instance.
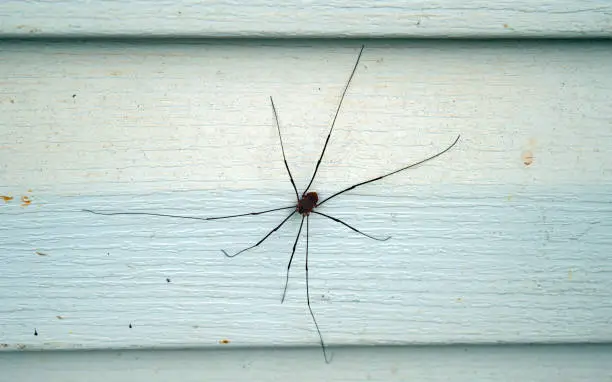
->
[0,0,611,38]
[1,41,611,356]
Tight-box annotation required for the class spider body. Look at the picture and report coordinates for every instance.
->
[297,192,318,215]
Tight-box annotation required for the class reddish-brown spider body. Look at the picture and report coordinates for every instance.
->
[297,192,318,216]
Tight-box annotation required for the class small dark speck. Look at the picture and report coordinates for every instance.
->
[129,323,133,329]
[107,252,110,256]
[72,94,76,98]
[34,329,38,336]
[166,278,171,283]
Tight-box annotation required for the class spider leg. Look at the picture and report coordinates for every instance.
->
[318,135,461,207]
[221,210,296,258]
[82,205,295,221]
[305,215,332,363]
[270,96,300,202]
[312,211,391,241]
[304,45,365,193]
[281,215,305,303]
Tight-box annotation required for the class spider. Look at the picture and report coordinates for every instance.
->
[84,45,460,363]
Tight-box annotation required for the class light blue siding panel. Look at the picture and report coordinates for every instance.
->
[1,40,611,378]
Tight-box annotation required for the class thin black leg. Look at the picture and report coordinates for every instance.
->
[281,215,305,303]
[303,45,365,193]
[222,210,296,258]
[312,211,390,241]
[306,215,332,363]
[82,205,295,221]
[270,96,300,202]
[318,134,461,206]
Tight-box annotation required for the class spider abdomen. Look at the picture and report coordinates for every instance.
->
[297,192,318,215]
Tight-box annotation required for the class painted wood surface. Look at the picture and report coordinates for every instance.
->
[1,41,611,382]
[2,344,611,382]
[0,0,611,38]
[2,40,611,354]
